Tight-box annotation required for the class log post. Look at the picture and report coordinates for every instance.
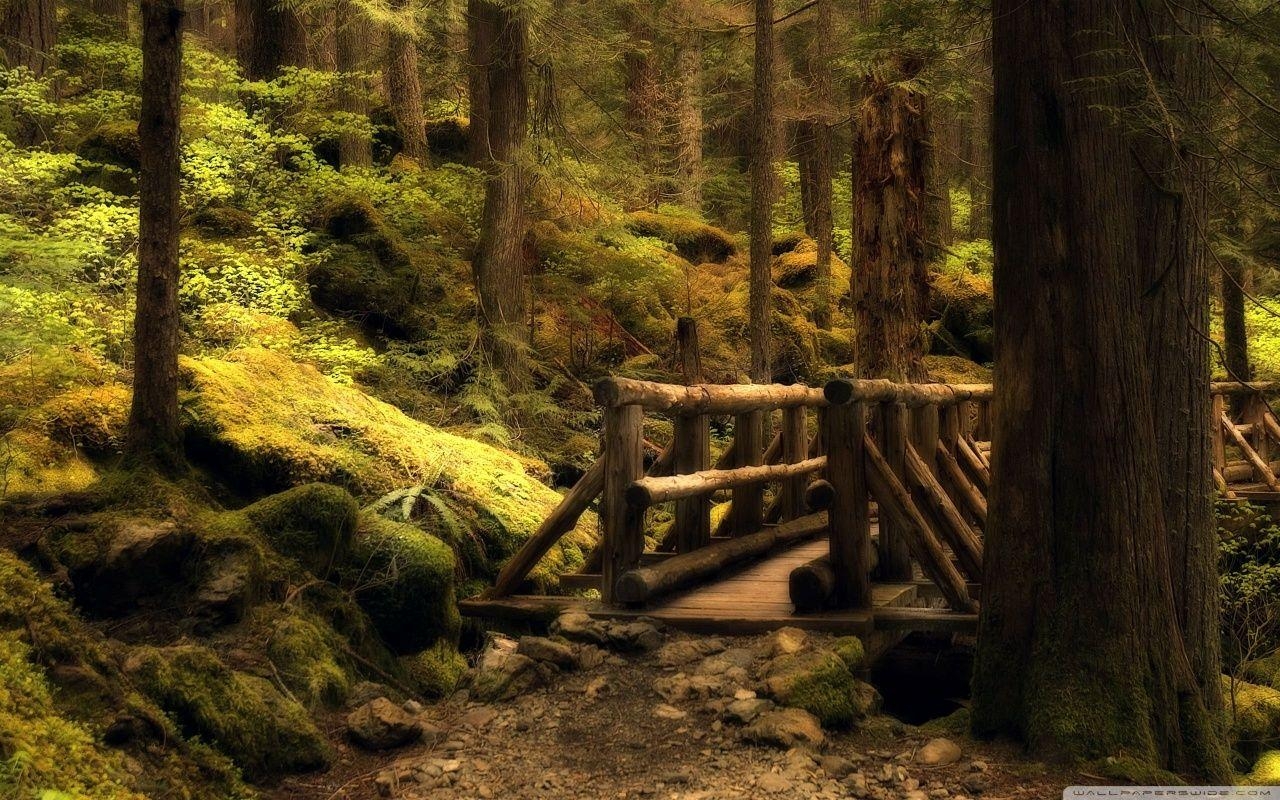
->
[905,443,984,581]
[1211,392,1227,478]
[780,406,807,521]
[1249,394,1270,464]
[877,402,913,580]
[672,413,711,553]
[826,400,871,608]
[911,402,940,476]
[957,399,976,439]
[728,411,764,535]
[602,404,645,604]
[940,404,961,451]
[975,400,991,441]
[675,316,704,384]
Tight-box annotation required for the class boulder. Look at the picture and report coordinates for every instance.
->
[1226,677,1280,759]
[915,737,962,766]
[724,697,774,725]
[516,636,577,670]
[656,638,726,667]
[742,708,825,749]
[764,649,877,728]
[832,637,865,671]
[347,698,423,750]
[624,211,737,264]
[194,550,259,624]
[55,517,196,615]
[471,640,545,702]
[243,483,358,578]
[759,627,808,659]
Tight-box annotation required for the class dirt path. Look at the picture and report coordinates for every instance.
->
[270,625,1083,800]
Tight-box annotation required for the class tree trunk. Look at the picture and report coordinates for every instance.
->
[1128,0,1224,724]
[804,0,833,330]
[2,0,56,76]
[673,27,703,211]
[128,0,185,471]
[472,0,529,389]
[971,0,1229,777]
[1223,255,1251,384]
[466,0,492,166]
[623,4,663,208]
[234,0,307,80]
[384,0,428,163]
[335,0,373,169]
[90,0,129,34]
[926,109,954,256]
[850,60,929,381]
[965,46,990,241]
[748,0,775,384]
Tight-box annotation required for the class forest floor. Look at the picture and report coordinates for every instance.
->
[267,625,1082,800]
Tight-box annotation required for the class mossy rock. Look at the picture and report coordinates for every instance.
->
[1226,677,1280,760]
[763,649,875,729]
[189,205,256,238]
[181,349,596,588]
[1245,652,1280,689]
[1249,750,1280,784]
[924,354,993,384]
[425,116,469,162]
[124,644,331,780]
[262,608,354,709]
[832,637,865,672]
[242,483,359,579]
[342,512,460,654]
[921,706,971,736]
[1085,755,1183,785]
[77,120,141,170]
[398,641,468,698]
[309,194,451,341]
[624,211,737,264]
[928,271,994,363]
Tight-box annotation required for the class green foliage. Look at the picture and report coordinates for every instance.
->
[1218,500,1280,669]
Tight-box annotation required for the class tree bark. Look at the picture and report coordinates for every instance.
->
[2,0,56,76]
[466,0,492,166]
[673,26,703,211]
[384,0,429,163]
[748,0,776,384]
[335,0,373,169]
[1128,0,1225,725]
[797,0,833,330]
[128,0,185,471]
[90,0,129,34]
[234,0,307,80]
[971,0,1229,777]
[850,59,929,381]
[472,0,529,389]
[1223,253,1252,385]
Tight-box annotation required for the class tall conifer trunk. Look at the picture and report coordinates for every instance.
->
[335,0,373,169]
[2,0,56,76]
[748,0,775,384]
[234,0,307,80]
[128,0,185,470]
[971,0,1229,777]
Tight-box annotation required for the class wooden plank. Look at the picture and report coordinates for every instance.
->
[780,406,808,521]
[957,436,991,493]
[827,400,872,608]
[873,607,979,634]
[602,404,645,604]
[1222,412,1280,491]
[673,413,711,553]
[727,411,764,536]
[877,401,913,581]
[487,455,604,598]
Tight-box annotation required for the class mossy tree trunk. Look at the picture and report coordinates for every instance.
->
[850,57,929,381]
[385,0,429,163]
[128,0,185,471]
[233,0,307,80]
[971,0,1229,778]
[1129,0,1225,726]
[335,0,373,169]
[2,0,56,76]
[673,24,703,211]
[472,0,530,390]
[623,2,664,208]
[748,0,775,384]
[466,0,492,167]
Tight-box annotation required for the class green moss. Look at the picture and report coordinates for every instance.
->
[181,348,596,588]
[1086,756,1183,786]
[921,706,971,736]
[764,650,865,729]
[424,117,469,162]
[924,355,993,384]
[832,637,865,672]
[928,271,994,363]
[125,644,330,780]
[624,211,737,264]
[243,483,358,578]
[1244,652,1280,689]
[342,512,460,654]
[398,641,467,698]
[1226,678,1280,759]
[264,609,353,708]
[76,120,141,170]
[1248,750,1280,784]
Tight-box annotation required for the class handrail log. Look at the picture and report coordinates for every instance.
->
[627,456,828,506]
[595,376,828,413]
[824,379,994,408]
[614,512,828,604]
[1211,381,1279,396]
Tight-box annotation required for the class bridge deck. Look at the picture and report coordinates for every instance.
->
[461,535,977,636]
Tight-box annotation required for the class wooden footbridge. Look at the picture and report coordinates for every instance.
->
[461,376,1279,636]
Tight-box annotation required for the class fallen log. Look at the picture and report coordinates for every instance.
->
[613,512,829,604]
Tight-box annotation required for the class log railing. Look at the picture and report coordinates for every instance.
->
[1212,381,1280,498]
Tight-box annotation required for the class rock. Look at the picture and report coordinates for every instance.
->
[551,611,610,645]
[843,772,869,794]
[575,644,607,670]
[583,675,610,700]
[916,738,962,766]
[194,550,257,624]
[402,699,423,714]
[458,706,498,729]
[756,773,792,793]
[962,774,990,794]
[517,636,577,669]
[819,755,856,778]
[656,638,726,667]
[760,627,808,658]
[764,649,876,728]
[606,620,664,652]
[653,703,688,720]
[471,647,543,702]
[59,517,196,614]
[832,636,865,671]
[347,698,422,750]
[724,697,774,725]
[349,681,391,707]
[742,708,825,749]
